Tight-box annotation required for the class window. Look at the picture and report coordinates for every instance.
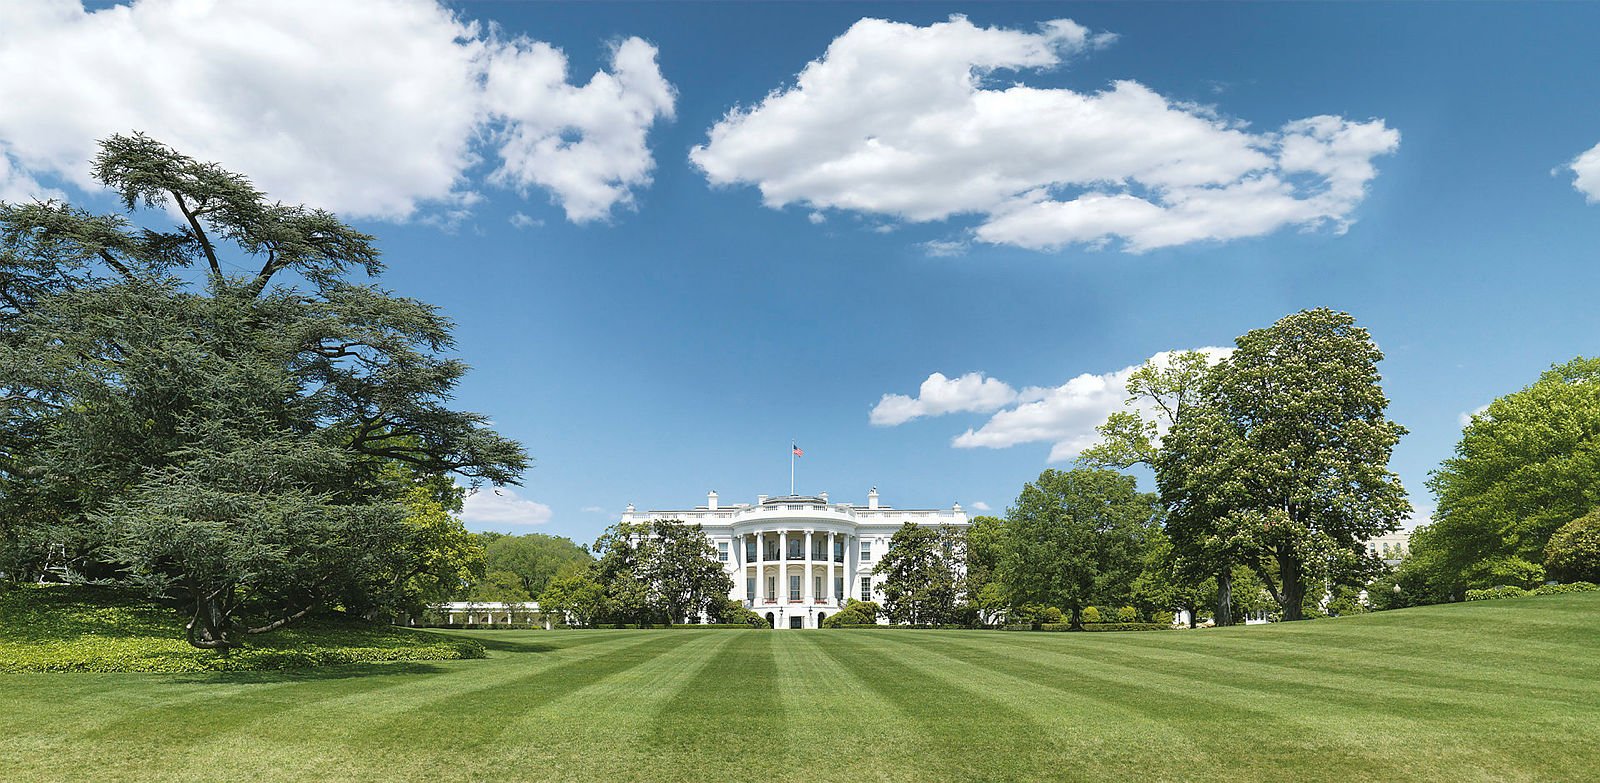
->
[860,576,872,602]
[834,576,844,600]
[717,541,729,562]
[745,539,757,562]
[746,577,755,602]
[834,539,844,562]
[789,574,801,601]
[767,575,776,599]
[860,540,872,560]
[814,575,823,599]
[788,539,802,559]
[813,541,825,560]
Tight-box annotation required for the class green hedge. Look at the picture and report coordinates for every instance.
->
[1533,581,1599,596]
[1029,622,1170,632]
[1466,585,1534,601]
[0,585,485,673]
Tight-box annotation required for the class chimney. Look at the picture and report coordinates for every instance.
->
[867,487,879,510]
[819,491,828,504]
[707,490,719,510]
[758,494,768,504]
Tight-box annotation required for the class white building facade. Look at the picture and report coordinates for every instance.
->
[623,489,968,629]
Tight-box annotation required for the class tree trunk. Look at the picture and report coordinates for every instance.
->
[1068,605,1084,631]
[1215,568,1234,627]
[1278,553,1305,621]
[1185,600,1197,629]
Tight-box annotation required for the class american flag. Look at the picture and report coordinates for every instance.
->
[792,443,804,457]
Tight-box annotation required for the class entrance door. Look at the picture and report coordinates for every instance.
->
[764,612,775,629]
[789,616,803,629]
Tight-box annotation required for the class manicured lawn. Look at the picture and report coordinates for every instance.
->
[3,595,1598,782]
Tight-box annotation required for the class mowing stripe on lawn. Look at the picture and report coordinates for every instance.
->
[640,631,785,782]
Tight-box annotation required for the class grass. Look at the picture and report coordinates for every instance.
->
[2,593,1597,782]
[0,585,483,672]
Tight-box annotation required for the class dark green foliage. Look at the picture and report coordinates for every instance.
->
[999,468,1158,629]
[874,522,964,625]
[0,135,524,650]
[1159,309,1410,621]
[1465,585,1534,601]
[1036,622,1171,632]
[0,585,482,673]
[588,519,733,625]
[1544,509,1600,583]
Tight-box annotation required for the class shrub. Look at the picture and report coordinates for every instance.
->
[0,585,484,673]
[1545,510,1600,583]
[1532,581,1599,596]
[1465,585,1532,601]
[1082,606,1103,623]
[1038,622,1169,632]
[1115,606,1138,623]
[1039,607,1064,624]
[823,608,874,628]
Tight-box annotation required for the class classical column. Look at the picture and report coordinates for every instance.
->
[827,531,836,603]
[844,533,855,602]
[755,535,765,604]
[803,530,814,604]
[778,530,788,601]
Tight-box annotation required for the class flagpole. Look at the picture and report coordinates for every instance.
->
[790,440,795,496]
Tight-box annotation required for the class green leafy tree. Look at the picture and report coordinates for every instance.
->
[1160,309,1410,621]
[588,519,732,624]
[0,135,525,650]
[963,515,1008,625]
[874,523,963,625]
[475,532,592,599]
[538,570,606,628]
[1544,509,1600,583]
[999,468,1158,630]
[647,520,734,623]
[1422,357,1600,592]
[1083,349,1239,625]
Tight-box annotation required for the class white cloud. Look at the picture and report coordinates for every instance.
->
[1458,404,1490,428]
[0,0,673,224]
[921,239,969,257]
[580,505,607,514]
[808,211,827,224]
[1570,142,1600,202]
[509,212,543,229]
[462,487,553,527]
[943,347,1230,462]
[870,371,1020,426]
[691,15,1397,253]
[970,501,991,512]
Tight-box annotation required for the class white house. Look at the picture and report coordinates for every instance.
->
[625,489,969,629]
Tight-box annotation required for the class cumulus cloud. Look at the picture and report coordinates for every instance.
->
[1570,143,1600,202]
[953,348,1231,461]
[870,371,1021,426]
[0,0,673,223]
[692,15,1397,253]
[462,487,554,527]
[970,501,992,512]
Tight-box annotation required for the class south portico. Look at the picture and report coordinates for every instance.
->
[623,488,968,629]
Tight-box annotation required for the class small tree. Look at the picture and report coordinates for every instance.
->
[998,468,1157,630]
[874,523,963,625]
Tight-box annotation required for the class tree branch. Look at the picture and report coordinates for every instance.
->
[97,249,134,280]
[244,599,320,635]
[171,191,221,279]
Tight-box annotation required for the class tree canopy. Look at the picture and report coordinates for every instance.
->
[1158,309,1410,620]
[1417,357,1600,592]
[0,135,524,650]
[998,468,1157,629]
[874,522,964,625]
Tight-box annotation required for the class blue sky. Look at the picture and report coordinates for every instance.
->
[4,2,1600,541]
